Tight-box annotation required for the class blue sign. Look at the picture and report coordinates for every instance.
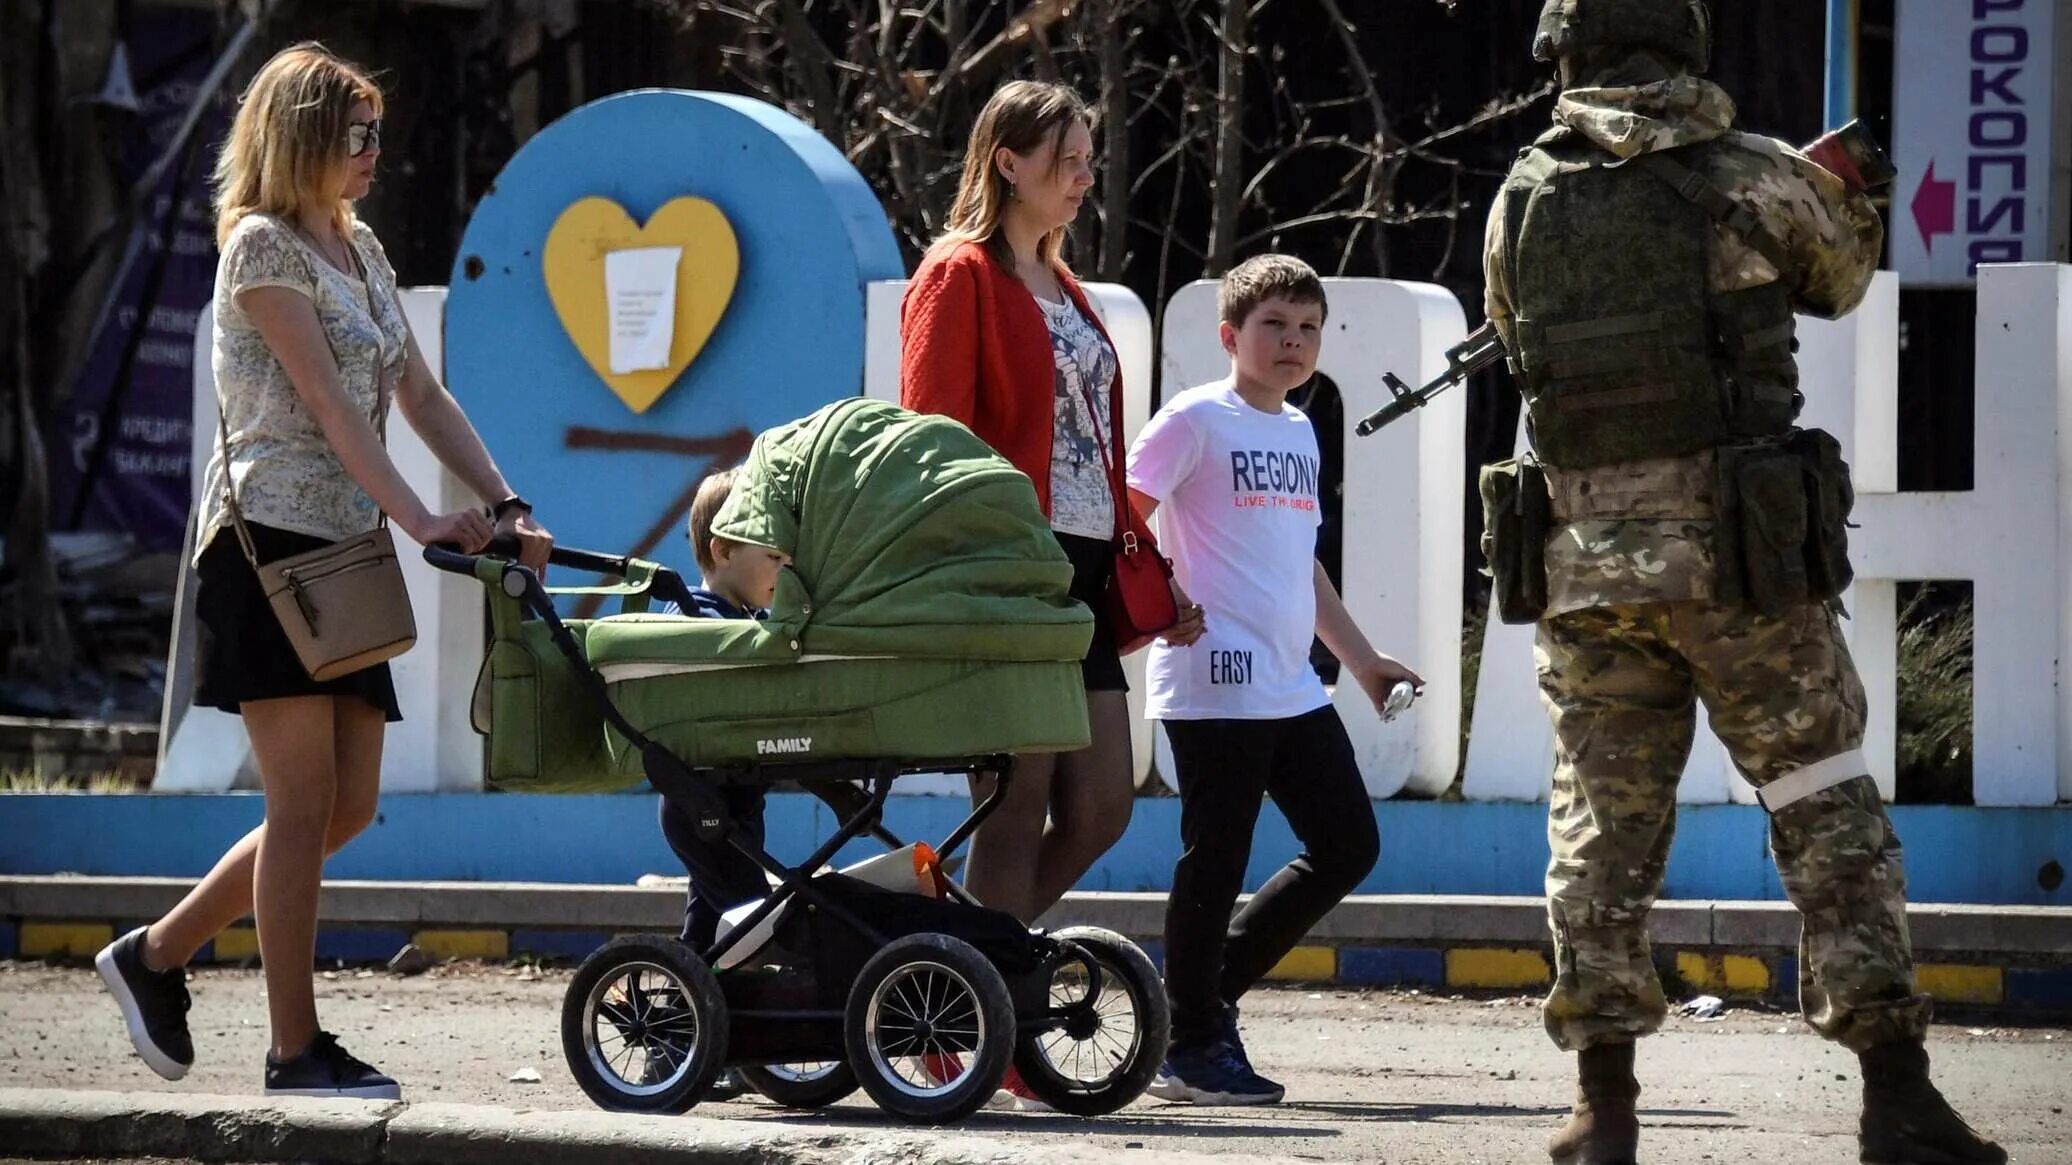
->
[445,90,904,595]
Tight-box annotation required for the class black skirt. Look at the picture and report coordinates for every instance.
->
[1055,530,1128,693]
[193,522,404,722]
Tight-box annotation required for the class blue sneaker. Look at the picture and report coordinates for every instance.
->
[1219,1004,1284,1096]
[1147,1038,1285,1106]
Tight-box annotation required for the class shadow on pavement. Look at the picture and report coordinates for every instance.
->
[1281,1100,1573,1122]
[1280,1100,1739,1124]
[724,1105,1341,1139]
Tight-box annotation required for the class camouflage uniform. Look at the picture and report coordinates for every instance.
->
[1484,73,1933,1054]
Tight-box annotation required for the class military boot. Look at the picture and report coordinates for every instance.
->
[1858,1040,2005,1164]
[1548,1040,1639,1165]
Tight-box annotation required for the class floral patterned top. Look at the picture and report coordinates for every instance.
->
[1039,293,1119,540]
[195,213,409,563]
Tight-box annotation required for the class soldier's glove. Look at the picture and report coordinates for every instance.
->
[1804,120,1895,195]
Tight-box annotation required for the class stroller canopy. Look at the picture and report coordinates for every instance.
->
[712,398,1094,662]
[484,398,1097,786]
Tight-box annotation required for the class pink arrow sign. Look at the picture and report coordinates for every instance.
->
[1912,160,1956,255]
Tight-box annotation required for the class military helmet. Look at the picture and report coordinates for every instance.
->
[1533,0,1712,73]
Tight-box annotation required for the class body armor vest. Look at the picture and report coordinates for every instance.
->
[1500,130,1800,469]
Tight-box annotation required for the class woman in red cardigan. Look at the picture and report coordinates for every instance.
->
[901,80,1203,937]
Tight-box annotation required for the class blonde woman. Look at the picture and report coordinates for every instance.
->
[899,79,1203,973]
[94,43,551,1099]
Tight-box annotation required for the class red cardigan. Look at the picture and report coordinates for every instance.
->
[898,240,1126,522]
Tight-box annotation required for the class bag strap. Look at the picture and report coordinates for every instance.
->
[218,224,394,571]
[1630,150,1795,276]
[1056,301,1130,543]
[1069,352,1173,582]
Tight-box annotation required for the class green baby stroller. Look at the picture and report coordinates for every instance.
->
[428,399,1168,1124]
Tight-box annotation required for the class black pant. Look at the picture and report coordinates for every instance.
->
[1162,705,1380,1048]
[657,786,770,949]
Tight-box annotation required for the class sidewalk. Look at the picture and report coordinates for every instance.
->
[5,875,2070,1014]
[10,963,2069,1165]
[0,1086,1290,1165]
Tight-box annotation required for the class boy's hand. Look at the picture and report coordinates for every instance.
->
[1159,578,1206,647]
[1350,655,1424,717]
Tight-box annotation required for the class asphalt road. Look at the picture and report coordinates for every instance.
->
[2,959,2066,1164]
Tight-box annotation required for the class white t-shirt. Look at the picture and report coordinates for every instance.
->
[1127,378,1327,720]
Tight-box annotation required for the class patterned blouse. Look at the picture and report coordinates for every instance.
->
[195,213,409,563]
[1039,293,1119,540]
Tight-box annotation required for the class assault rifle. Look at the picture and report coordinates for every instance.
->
[1353,321,1506,438]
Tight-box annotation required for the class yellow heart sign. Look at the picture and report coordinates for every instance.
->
[542,195,740,414]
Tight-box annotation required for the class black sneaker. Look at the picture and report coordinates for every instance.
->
[95,926,193,1081]
[264,1031,401,1100]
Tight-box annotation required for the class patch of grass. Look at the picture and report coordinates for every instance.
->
[0,767,144,793]
[1893,590,1973,804]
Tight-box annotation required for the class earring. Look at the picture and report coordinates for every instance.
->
[1008,181,1019,201]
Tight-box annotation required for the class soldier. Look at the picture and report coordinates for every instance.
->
[1481,3,2006,1163]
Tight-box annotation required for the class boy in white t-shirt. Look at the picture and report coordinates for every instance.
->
[1129,255,1422,1106]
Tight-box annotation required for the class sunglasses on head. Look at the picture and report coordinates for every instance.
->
[347,119,382,157]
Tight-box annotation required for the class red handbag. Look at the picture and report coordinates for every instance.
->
[1106,513,1180,655]
[1076,379,1179,655]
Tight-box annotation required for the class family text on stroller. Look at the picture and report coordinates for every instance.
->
[755,736,814,756]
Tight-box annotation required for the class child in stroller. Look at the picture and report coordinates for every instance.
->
[433,399,1169,1124]
[649,465,790,1100]
[652,467,791,953]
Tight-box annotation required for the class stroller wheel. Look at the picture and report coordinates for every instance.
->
[737,1060,860,1109]
[562,936,728,1113]
[843,933,1014,1124]
[1013,926,1170,1116]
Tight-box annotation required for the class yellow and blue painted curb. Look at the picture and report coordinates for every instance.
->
[13,923,2056,1011]
[4,878,2068,1015]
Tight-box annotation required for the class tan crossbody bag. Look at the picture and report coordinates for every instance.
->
[215,241,416,682]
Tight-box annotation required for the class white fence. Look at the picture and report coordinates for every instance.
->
[165,266,2072,806]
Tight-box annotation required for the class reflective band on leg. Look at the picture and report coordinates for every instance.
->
[1756,750,1870,812]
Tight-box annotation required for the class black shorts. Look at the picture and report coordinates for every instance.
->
[193,523,403,722]
[1055,530,1128,693]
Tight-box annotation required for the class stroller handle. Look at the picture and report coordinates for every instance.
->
[424,538,693,610]
[422,536,640,580]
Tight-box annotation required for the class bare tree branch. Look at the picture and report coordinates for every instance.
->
[764,0,843,138]
[1205,0,1246,276]
[644,0,1548,304]
[1095,0,1136,280]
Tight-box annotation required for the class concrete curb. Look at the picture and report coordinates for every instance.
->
[10,792,2069,906]
[0,1086,1290,1165]
[5,877,2070,953]
[5,877,2070,1012]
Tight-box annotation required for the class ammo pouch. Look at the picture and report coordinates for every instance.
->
[1715,428,1853,616]
[1479,457,1552,624]
[1790,428,1855,598]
